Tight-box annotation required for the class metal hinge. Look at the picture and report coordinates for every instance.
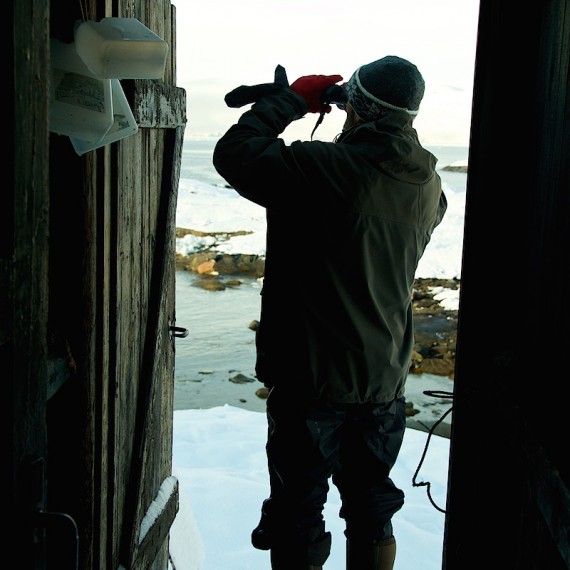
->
[169,326,189,338]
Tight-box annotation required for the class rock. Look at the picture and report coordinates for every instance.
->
[192,274,244,291]
[229,373,255,384]
[196,259,217,274]
[411,279,458,379]
[441,163,468,173]
[406,401,420,417]
[176,249,265,278]
[256,387,270,399]
[193,275,227,291]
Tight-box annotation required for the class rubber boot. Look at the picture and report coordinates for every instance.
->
[269,548,322,569]
[346,536,396,570]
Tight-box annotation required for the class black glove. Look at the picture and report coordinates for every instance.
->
[224,65,290,108]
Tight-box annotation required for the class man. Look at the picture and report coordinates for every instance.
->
[213,56,447,570]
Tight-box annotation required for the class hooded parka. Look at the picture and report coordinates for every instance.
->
[213,86,447,405]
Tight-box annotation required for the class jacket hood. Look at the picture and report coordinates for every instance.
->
[336,111,437,185]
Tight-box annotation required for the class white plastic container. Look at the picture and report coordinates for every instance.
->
[50,39,114,142]
[70,78,139,155]
[74,18,169,79]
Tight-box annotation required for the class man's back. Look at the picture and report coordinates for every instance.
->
[214,99,446,403]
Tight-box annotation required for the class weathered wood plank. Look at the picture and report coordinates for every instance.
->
[10,0,50,565]
[131,80,187,129]
[119,124,180,568]
[132,477,179,570]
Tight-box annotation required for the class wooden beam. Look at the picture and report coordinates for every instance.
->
[129,80,187,129]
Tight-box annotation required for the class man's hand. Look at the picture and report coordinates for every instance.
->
[290,74,344,114]
[224,65,290,108]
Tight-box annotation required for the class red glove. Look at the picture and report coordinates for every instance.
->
[290,74,344,113]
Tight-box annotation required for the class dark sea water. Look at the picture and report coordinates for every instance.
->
[174,138,465,412]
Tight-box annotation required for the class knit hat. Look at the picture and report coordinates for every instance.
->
[345,55,425,121]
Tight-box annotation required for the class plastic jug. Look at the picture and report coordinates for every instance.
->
[74,18,168,79]
[50,39,114,142]
[70,78,139,155]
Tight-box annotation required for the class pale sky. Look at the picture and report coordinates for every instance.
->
[173,0,480,146]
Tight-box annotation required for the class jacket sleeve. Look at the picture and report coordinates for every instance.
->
[212,90,310,207]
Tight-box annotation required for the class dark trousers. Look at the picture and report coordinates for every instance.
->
[251,387,406,566]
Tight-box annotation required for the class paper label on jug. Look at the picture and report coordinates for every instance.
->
[52,68,108,114]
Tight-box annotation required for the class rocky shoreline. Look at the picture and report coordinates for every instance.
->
[175,234,459,381]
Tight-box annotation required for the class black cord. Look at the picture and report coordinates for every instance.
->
[411,390,454,514]
[311,84,347,140]
[310,112,326,140]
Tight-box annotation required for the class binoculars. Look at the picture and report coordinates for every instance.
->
[322,84,348,110]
